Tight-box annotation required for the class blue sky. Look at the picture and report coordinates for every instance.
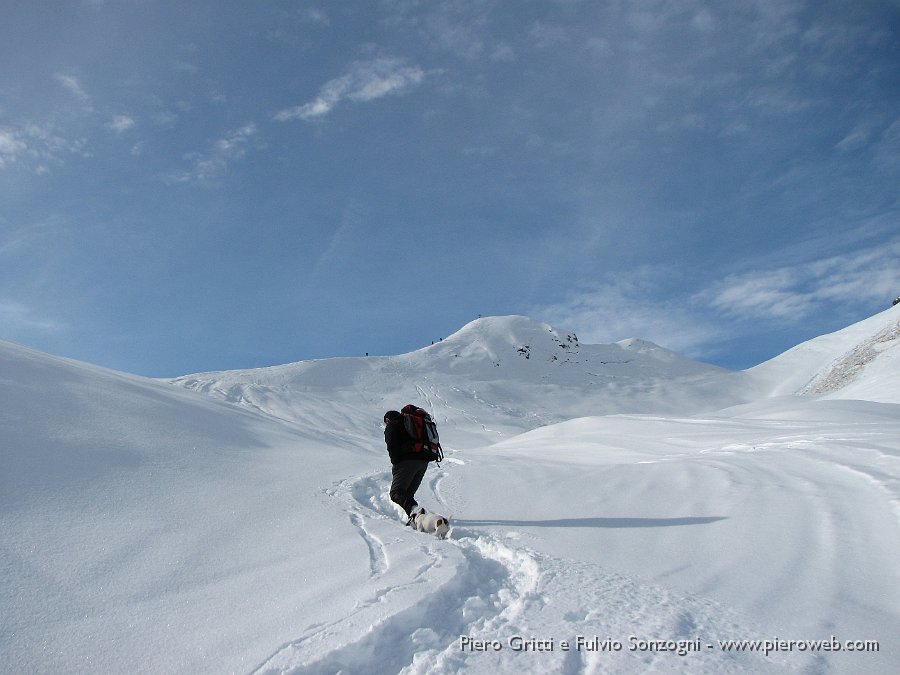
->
[1,0,898,377]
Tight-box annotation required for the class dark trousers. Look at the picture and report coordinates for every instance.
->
[389,459,429,516]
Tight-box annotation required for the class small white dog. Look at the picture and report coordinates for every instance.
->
[413,510,451,539]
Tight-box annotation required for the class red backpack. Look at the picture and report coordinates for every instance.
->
[401,404,444,463]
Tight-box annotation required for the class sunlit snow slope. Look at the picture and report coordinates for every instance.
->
[0,341,384,673]
[3,308,899,674]
[748,305,900,402]
[170,315,756,449]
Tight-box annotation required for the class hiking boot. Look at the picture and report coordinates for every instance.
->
[406,505,425,526]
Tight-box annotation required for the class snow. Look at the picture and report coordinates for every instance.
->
[2,307,899,673]
[748,306,900,402]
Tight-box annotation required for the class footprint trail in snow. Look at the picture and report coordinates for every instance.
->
[254,469,805,675]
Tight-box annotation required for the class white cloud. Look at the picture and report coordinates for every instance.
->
[54,73,89,101]
[745,86,815,115]
[656,112,705,134]
[585,37,612,58]
[0,124,88,172]
[836,123,873,153]
[698,238,900,321]
[173,61,199,74]
[302,8,329,26]
[529,21,569,49]
[874,117,900,172]
[306,202,367,286]
[0,129,28,168]
[533,236,900,360]
[532,269,723,357]
[166,123,260,184]
[691,8,716,32]
[154,111,179,127]
[107,115,136,134]
[490,44,516,62]
[0,300,62,332]
[701,269,812,319]
[275,57,425,122]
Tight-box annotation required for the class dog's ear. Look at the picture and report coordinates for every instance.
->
[437,518,446,527]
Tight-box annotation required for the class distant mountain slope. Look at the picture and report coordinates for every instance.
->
[169,315,752,447]
[747,305,900,403]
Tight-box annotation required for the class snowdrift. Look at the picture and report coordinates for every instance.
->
[2,309,899,673]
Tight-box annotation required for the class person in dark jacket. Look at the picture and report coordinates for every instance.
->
[384,410,429,525]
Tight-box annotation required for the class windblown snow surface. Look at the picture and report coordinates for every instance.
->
[2,309,899,674]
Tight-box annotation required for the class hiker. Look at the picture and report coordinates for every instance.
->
[383,409,429,525]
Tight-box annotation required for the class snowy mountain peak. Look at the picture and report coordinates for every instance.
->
[421,315,580,365]
[616,336,674,355]
[167,314,746,440]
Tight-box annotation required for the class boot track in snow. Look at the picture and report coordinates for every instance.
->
[252,469,804,674]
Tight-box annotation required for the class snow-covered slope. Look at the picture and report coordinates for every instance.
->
[748,304,900,402]
[3,311,899,674]
[0,340,385,673]
[169,315,753,450]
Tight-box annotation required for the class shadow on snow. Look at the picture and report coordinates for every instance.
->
[454,516,727,529]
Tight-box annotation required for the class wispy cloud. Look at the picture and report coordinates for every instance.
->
[529,21,569,50]
[700,269,811,319]
[306,202,367,286]
[301,7,329,26]
[874,117,900,172]
[54,73,90,101]
[166,122,260,184]
[107,114,136,134]
[836,121,874,153]
[700,239,900,321]
[533,268,724,357]
[0,129,29,168]
[0,123,89,172]
[0,300,62,333]
[534,236,900,360]
[274,57,425,122]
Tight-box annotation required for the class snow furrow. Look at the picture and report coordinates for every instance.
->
[349,512,388,578]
